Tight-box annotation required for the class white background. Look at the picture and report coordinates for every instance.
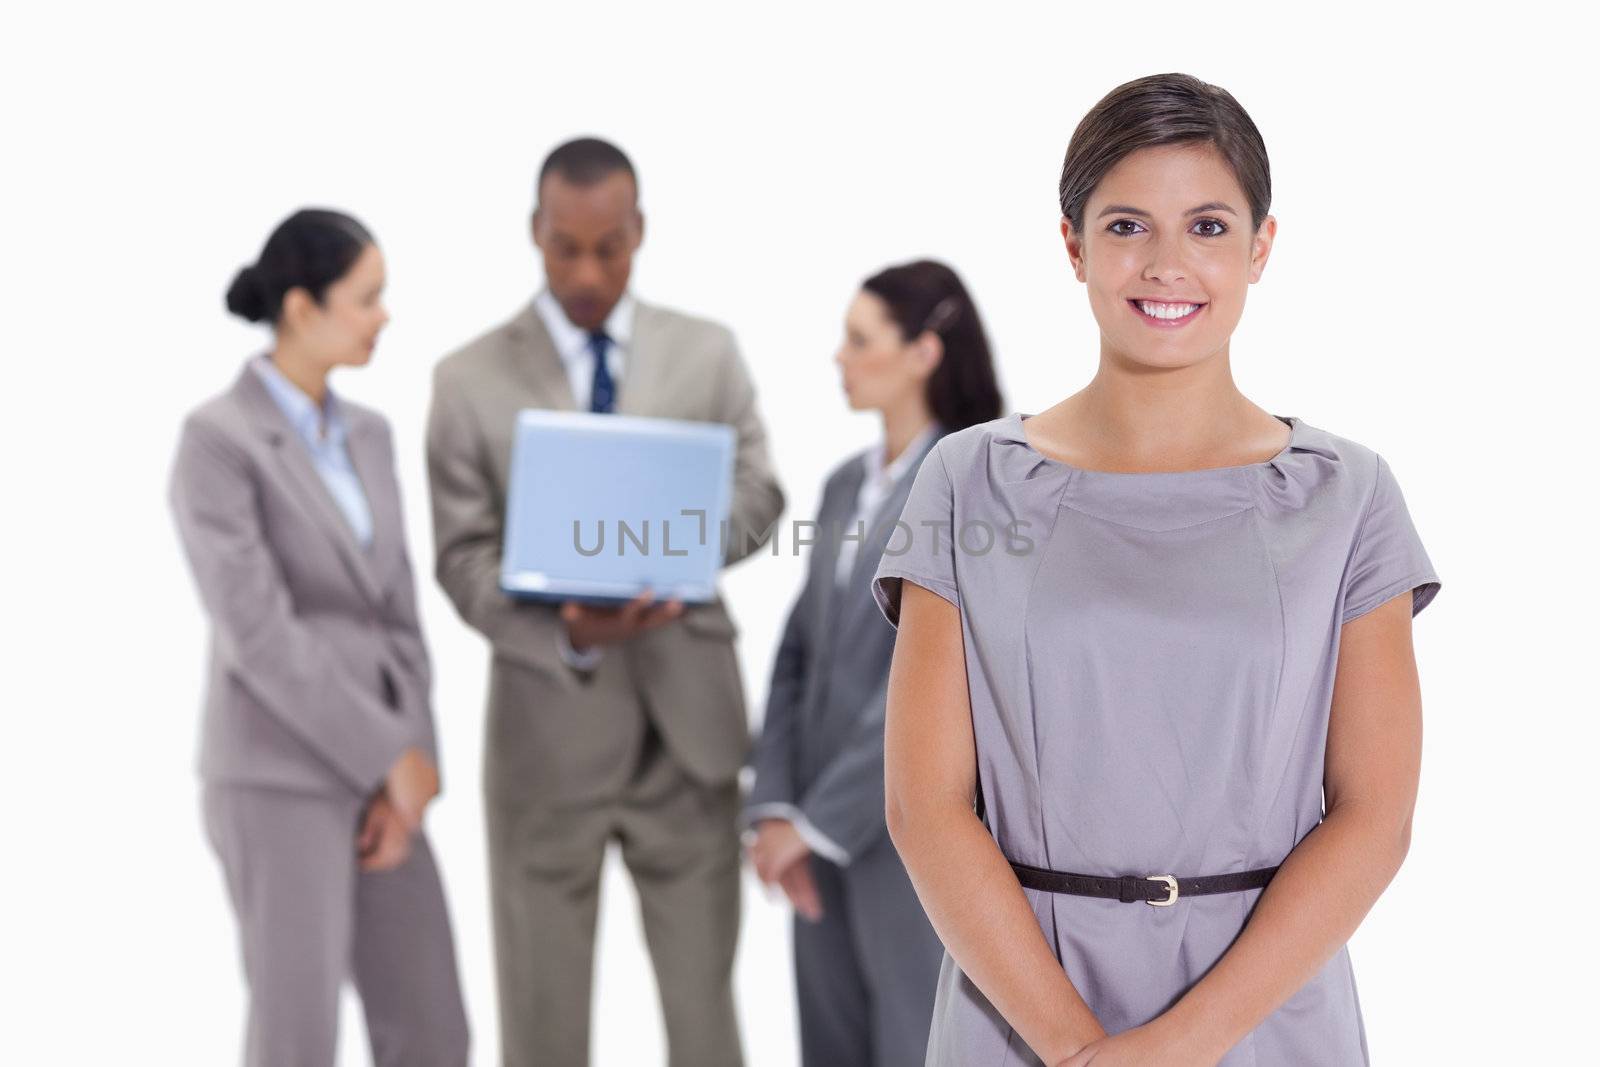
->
[4,1,1594,1063]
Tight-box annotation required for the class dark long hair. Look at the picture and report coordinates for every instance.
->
[1058,73,1272,235]
[225,208,374,325]
[860,259,1004,433]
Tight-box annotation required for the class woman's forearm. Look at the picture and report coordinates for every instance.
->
[890,799,1106,1063]
[1159,802,1409,1062]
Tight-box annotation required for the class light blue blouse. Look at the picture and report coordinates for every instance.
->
[251,355,374,549]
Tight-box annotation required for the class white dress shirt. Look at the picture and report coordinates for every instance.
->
[535,287,635,413]
[745,420,942,866]
[533,289,638,671]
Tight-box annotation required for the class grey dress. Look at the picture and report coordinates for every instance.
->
[870,412,1442,1066]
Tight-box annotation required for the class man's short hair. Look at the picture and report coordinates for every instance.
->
[537,137,637,202]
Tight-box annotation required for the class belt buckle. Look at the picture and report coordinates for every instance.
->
[1145,874,1179,906]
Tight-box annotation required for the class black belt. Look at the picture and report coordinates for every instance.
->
[1009,860,1279,906]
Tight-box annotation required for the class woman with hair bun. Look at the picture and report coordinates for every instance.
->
[873,75,1443,1066]
[744,259,1003,1067]
[170,208,469,1066]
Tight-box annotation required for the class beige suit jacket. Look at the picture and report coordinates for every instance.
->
[426,294,785,805]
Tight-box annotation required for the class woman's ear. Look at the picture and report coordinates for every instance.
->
[915,331,944,378]
[1061,217,1088,282]
[1248,214,1277,283]
[278,285,314,335]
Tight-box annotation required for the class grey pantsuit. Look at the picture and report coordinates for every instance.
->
[170,361,469,1066]
[745,432,946,1067]
[427,294,784,1067]
[792,836,944,1067]
[201,786,468,1067]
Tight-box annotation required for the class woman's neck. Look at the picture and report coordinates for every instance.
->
[268,340,330,408]
[880,398,935,467]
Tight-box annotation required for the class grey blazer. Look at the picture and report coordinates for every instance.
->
[745,428,943,860]
[169,360,439,796]
[426,295,786,806]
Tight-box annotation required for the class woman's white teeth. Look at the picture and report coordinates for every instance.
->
[1137,300,1200,319]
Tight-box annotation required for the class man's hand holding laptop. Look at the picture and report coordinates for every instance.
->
[558,589,685,652]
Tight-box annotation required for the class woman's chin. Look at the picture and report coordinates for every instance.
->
[1107,331,1218,371]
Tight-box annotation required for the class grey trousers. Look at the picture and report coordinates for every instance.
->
[793,833,944,1067]
[201,784,470,1067]
[485,723,744,1067]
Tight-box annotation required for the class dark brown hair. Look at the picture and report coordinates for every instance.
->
[861,259,1004,433]
[1058,73,1271,236]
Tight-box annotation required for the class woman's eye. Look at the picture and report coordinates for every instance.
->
[1193,218,1228,237]
[1108,219,1143,236]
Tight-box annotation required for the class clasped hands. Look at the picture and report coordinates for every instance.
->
[745,819,823,922]
[357,746,439,872]
[1051,1015,1202,1067]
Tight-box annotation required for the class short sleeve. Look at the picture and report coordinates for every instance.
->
[871,440,960,630]
[1339,453,1442,625]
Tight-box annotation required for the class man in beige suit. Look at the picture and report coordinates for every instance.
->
[426,137,785,1067]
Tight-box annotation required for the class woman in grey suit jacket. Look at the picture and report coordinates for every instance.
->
[169,209,468,1067]
[744,260,1004,1067]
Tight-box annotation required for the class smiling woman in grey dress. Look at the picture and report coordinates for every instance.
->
[871,75,1442,1066]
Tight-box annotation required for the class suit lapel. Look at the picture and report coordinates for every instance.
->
[345,414,402,596]
[512,292,663,415]
[839,428,943,632]
[811,458,867,632]
[233,363,387,609]
[508,297,579,411]
[617,300,664,417]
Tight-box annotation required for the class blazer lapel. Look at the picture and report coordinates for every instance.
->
[811,458,867,631]
[616,299,665,417]
[845,428,942,597]
[514,293,664,417]
[233,363,387,609]
[839,427,944,636]
[344,413,403,595]
[507,296,579,411]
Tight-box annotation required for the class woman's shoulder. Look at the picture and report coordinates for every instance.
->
[914,413,1020,485]
[178,372,256,453]
[821,445,874,492]
[935,414,1017,454]
[1246,415,1438,533]
[1268,415,1388,501]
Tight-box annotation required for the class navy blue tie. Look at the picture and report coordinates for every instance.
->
[587,330,616,414]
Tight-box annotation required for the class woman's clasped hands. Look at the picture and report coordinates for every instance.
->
[1056,1015,1216,1067]
[358,746,439,872]
[746,819,824,922]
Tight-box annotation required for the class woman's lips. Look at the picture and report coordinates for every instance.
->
[1128,298,1206,328]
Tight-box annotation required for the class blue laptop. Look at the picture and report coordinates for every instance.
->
[500,409,737,605]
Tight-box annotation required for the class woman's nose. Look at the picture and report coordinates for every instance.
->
[1142,233,1189,283]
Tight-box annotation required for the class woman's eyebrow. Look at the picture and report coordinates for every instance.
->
[1097,201,1239,219]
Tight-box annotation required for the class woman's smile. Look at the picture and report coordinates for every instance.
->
[1127,298,1207,328]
